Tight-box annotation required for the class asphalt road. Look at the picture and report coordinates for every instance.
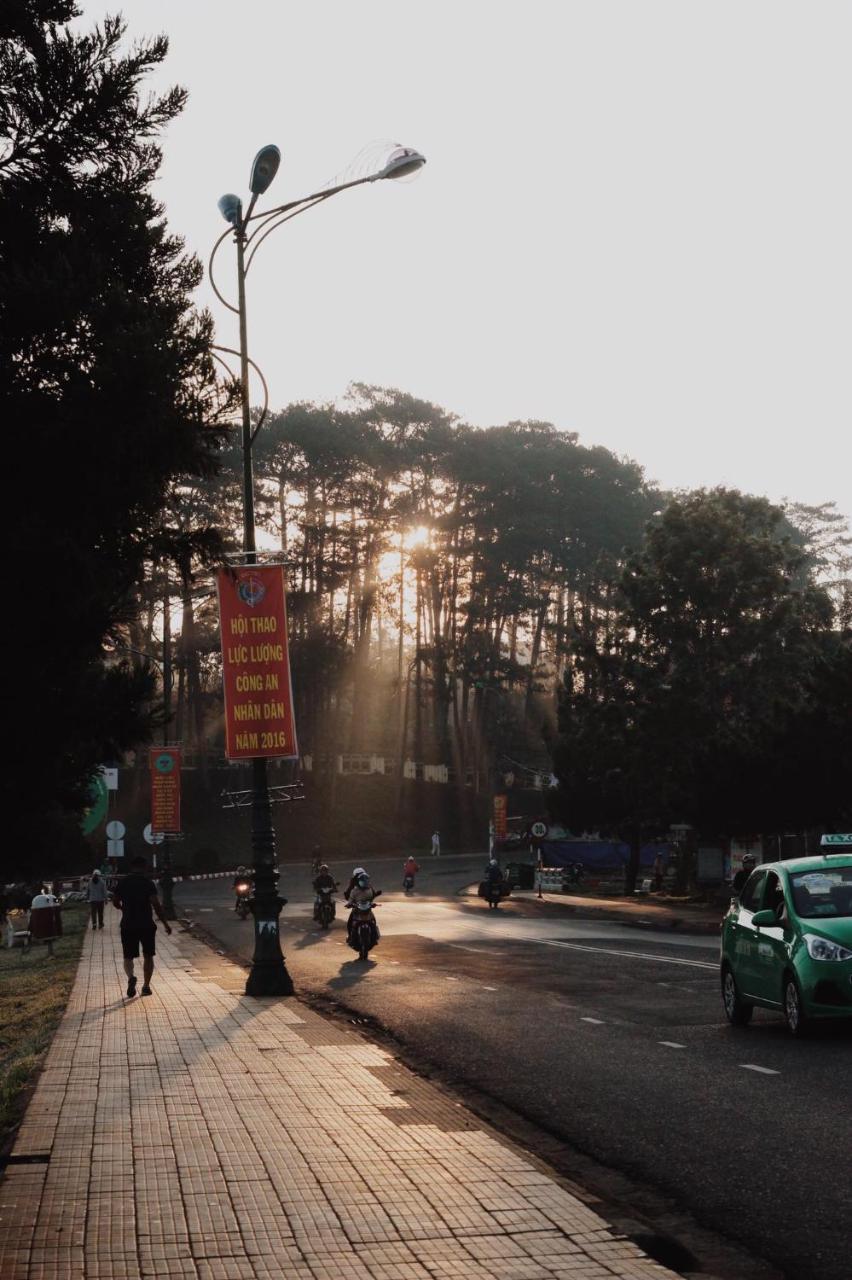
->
[176,856,852,1280]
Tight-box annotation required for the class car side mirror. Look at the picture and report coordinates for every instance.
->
[751,909,776,928]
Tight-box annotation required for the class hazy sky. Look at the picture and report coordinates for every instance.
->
[81,1,851,522]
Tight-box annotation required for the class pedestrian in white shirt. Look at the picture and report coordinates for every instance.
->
[86,870,108,929]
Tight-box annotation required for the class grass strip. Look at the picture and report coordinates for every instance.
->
[0,904,87,1150]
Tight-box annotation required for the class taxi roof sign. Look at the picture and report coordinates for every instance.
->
[820,833,852,846]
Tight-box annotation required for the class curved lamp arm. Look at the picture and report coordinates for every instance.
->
[212,344,270,441]
[208,226,239,315]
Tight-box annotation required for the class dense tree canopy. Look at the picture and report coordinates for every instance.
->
[0,3,227,872]
[552,489,852,883]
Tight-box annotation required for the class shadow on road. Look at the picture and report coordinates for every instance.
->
[292,927,339,949]
[328,957,378,988]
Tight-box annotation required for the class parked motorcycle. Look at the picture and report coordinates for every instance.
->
[314,885,336,929]
[564,861,585,887]
[347,891,381,960]
[234,880,251,919]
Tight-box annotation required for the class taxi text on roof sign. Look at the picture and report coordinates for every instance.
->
[820,833,852,846]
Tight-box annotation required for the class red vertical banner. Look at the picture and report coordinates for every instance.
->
[493,794,507,841]
[150,747,182,834]
[216,566,298,760]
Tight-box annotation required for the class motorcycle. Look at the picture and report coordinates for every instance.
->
[234,880,251,919]
[402,874,415,894]
[314,885,336,929]
[564,861,585,887]
[486,879,504,910]
[346,891,381,960]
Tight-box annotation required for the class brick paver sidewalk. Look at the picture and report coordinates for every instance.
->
[0,918,679,1280]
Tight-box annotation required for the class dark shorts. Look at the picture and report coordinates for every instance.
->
[120,923,156,959]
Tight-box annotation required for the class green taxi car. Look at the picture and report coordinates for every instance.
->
[720,853,852,1036]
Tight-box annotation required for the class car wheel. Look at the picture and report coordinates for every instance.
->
[722,965,753,1026]
[783,974,809,1037]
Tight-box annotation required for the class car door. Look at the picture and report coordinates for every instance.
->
[732,869,767,999]
[750,871,787,1006]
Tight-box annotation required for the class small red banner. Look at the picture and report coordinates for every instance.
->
[493,794,507,840]
[150,747,182,834]
[216,566,298,760]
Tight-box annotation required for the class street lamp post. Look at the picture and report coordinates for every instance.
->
[214,141,425,997]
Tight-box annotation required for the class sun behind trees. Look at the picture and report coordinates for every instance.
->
[3,8,849,873]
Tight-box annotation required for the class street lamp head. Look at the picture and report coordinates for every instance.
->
[217,193,243,226]
[249,144,281,195]
[377,145,426,181]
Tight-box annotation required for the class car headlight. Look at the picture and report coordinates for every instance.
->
[803,933,852,962]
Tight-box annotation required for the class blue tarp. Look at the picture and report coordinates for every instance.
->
[541,840,671,870]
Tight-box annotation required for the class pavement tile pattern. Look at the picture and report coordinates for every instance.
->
[0,919,678,1280]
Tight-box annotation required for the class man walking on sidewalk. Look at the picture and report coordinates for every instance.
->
[431,830,441,857]
[112,855,172,998]
[86,869,108,929]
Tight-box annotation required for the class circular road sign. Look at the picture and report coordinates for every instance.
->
[105,820,126,840]
[530,821,549,840]
[153,751,176,774]
[143,823,165,846]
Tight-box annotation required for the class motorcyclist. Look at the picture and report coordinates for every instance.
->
[312,863,337,912]
[403,855,420,889]
[342,865,368,900]
[484,857,504,898]
[732,853,757,895]
[345,872,380,946]
[233,865,251,911]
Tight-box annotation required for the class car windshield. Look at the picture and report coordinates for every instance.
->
[790,865,852,918]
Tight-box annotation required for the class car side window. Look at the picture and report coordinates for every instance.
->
[764,872,786,920]
[739,870,766,912]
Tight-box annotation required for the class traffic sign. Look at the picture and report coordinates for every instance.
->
[105,820,125,840]
[820,833,852,846]
[530,821,548,840]
[143,823,164,846]
[107,838,124,858]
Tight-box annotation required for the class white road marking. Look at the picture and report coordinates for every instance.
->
[448,943,501,956]
[659,1041,686,1049]
[580,1016,604,1025]
[446,976,460,982]
[199,908,213,913]
[482,985,498,991]
[497,934,718,971]
[741,1064,780,1075]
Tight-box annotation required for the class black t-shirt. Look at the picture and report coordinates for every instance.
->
[116,874,158,927]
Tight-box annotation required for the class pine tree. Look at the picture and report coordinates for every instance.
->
[0,3,225,873]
